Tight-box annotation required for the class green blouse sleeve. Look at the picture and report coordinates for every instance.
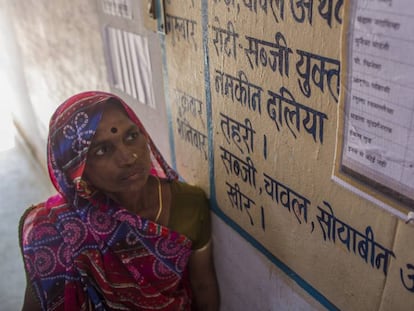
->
[168,181,211,250]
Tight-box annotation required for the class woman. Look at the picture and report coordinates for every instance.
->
[19,91,219,310]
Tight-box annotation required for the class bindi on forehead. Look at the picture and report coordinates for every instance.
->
[110,127,118,134]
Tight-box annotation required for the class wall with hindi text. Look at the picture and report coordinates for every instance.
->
[5,0,414,309]
[161,0,414,310]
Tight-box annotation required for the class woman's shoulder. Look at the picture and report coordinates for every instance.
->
[19,202,47,249]
[169,180,210,213]
[168,180,211,249]
[20,194,64,226]
[19,195,67,246]
[20,202,47,229]
[169,180,207,199]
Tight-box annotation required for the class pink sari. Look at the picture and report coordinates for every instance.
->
[21,91,193,310]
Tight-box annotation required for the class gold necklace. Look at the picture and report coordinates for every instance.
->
[154,176,163,222]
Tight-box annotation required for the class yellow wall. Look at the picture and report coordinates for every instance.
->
[162,1,414,310]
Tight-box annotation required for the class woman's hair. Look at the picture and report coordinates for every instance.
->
[105,97,124,109]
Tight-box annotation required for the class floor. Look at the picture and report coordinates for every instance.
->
[0,121,54,310]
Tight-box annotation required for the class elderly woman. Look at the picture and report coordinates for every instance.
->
[19,91,219,310]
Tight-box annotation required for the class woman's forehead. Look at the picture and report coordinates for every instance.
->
[102,101,130,121]
[96,103,134,134]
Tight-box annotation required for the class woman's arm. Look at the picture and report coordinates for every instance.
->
[188,240,220,311]
[19,207,42,311]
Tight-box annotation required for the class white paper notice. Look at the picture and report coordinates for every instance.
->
[101,0,133,19]
[342,0,414,203]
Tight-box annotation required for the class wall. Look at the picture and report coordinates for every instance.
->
[6,0,110,166]
[5,0,414,310]
[95,1,322,309]
[0,0,44,164]
[161,1,414,310]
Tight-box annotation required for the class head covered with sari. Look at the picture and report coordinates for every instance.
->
[21,91,193,310]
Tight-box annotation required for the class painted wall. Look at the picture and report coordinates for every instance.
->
[161,1,414,310]
[5,0,414,310]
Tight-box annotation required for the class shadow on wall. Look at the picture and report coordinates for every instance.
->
[0,5,54,310]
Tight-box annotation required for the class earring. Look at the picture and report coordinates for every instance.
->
[132,153,138,159]
[74,177,94,198]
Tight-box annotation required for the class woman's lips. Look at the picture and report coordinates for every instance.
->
[120,168,146,181]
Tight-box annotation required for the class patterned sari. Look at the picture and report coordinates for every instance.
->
[20,91,193,310]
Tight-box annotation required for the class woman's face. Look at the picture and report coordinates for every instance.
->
[83,103,151,196]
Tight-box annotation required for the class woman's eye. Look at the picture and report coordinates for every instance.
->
[126,131,139,141]
[94,145,108,156]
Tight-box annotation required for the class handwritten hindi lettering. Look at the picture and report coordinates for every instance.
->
[226,181,256,225]
[166,14,198,50]
[263,172,309,224]
[211,16,239,59]
[244,32,292,76]
[290,0,343,26]
[213,0,240,13]
[243,0,285,23]
[296,49,340,102]
[220,146,257,188]
[400,264,414,293]
[214,69,263,114]
[214,0,343,27]
[290,0,313,24]
[213,0,342,26]
[317,0,343,27]
[266,86,327,143]
[177,117,207,160]
[220,112,255,154]
[174,89,204,124]
[316,201,395,276]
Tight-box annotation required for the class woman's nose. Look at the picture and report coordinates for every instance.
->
[116,147,137,166]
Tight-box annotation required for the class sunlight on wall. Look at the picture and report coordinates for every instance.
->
[0,75,16,152]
